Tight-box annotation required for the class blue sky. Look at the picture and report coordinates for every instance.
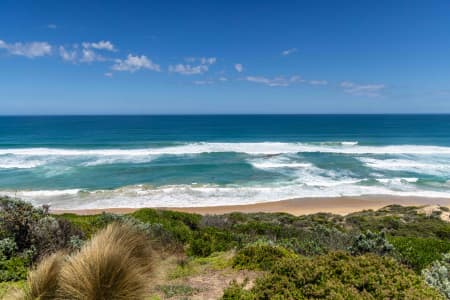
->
[0,0,449,114]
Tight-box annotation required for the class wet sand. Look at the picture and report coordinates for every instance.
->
[51,195,450,216]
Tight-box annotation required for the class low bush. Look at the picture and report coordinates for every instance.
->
[233,243,294,271]
[349,230,393,256]
[0,197,44,251]
[130,209,195,244]
[345,205,450,239]
[0,256,30,282]
[423,253,450,299]
[0,238,17,260]
[224,251,443,299]
[188,227,236,257]
[390,236,450,272]
[31,216,83,258]
[0,197,83,261]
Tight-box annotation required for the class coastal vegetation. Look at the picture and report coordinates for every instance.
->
[1,197,450,299]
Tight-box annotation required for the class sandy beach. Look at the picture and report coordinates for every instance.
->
[51,195,450,216]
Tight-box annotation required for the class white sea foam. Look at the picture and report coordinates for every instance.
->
[81,156,156,166]
[0,157,44,169]
[376,177,419,185]
[360,157,450,176]
[2,142,450,158]
[376,177,419,184]
[248,156,312,170]
[3,182,450,210]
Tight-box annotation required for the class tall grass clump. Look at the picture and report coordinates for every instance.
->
[26,251,65,300]
[7,222,155,300]
[57,222,154,300]
[3,252,65,300]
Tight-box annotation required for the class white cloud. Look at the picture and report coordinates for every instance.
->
[281,48,297,56]
[0,40,52,58]
[80,49,105,63]
[169,64,208,75]
[219,76,228,81]
[185,57,216,64]
[199,57,216,64]
[47,24,57,29]
[112,54,160,72]
[169,57,216,75]
[193,80,214,85]
[245,75,304,87]
[104,72,113,77]
[82,40,116,52]
[234,63,243,73]
[340,81,385,97]
[59,46,77,62]
[59,42,112,63]
[309,80,328,86]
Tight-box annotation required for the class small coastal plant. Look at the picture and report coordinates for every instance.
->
[423,253,450,299]
[349,230,393,256]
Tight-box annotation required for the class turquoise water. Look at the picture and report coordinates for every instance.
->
[0,115,449,209]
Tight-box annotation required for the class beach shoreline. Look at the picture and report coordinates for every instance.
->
[51,195,450,216]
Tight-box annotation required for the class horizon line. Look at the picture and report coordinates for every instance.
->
[1,113,450,117]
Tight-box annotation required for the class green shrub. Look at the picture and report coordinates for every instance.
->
[222,281,254,300]
[276,238,325,256]
[224,251,443,299]
[131,209,195,244]
[390,236,450,272]
[0,255,30,281]
[188,227,236,257]
[423,253,450,299]
[0,197,44,251]
[233,243,294,271]
[56,213,102,238]
[131,208,201,230]
[0,198,83,261]
[156,284,199,298]
[349,230,393,256]
[345,205,450,239]
[0,238,17,260]
[31,216,84,258]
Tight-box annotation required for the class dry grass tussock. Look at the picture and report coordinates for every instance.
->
[6,222,155,300]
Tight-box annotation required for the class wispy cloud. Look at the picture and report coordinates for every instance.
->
[112,54,160,72]
[340,81,385,97]
[219,76,228,82]
[0,40,52,58]
[169,64,208,75]
[47,24,57,29]
[80,48,105,63]
[281,48,297,56]
[193,80,214,85]
[59,46,78,62]
[59,41,116,63]
[309,80,328,86]
[234,63,243,73]
[245,75,304,87]
[82,40,116,52]
[169,56,216,75]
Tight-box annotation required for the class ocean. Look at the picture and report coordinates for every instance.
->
[0,115,449,209]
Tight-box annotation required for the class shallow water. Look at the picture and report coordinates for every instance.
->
[0,115,449,209]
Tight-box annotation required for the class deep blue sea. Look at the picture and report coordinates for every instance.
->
[0,115,449,209]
